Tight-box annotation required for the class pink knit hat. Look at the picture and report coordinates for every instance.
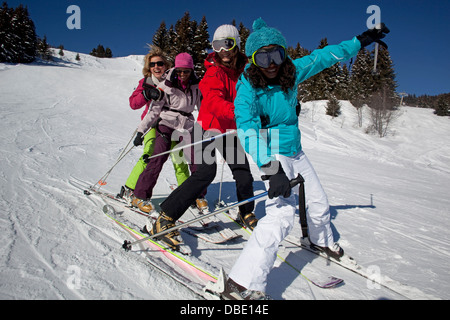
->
[175,53,194,69]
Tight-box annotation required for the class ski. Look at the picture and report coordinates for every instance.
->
[102,204,217,299]
[218,199,411,298]
[283,235,410,297]
[284,235,358,268]
[70,176,240,244]
[72,176,343,294]
[164,179,242,243]
[211,201,344,289]
[203,267,345,300]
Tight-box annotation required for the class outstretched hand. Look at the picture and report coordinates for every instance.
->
[357,23,390,49]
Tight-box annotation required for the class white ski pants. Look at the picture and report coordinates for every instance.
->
[229,151,334,292]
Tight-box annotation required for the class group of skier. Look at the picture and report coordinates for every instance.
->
[119,18,390,300]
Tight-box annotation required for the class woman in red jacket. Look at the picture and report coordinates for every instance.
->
[149,25,256,251]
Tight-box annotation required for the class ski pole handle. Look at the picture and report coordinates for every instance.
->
[122,174,303,251]
[289,173,304,188]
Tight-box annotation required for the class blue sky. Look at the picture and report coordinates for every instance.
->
[7,0,450,96]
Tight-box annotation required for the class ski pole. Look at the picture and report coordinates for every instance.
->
[93,128,236,191]
[217,158,225,206]
[372,23,390,74]
[92,101,156,190]
[297,174,308,238]
[372,42,379,74]
[92,128,137,191]
[122,174,303,251]
[143,129,237,162]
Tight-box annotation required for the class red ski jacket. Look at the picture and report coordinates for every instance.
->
[197,52,247,133]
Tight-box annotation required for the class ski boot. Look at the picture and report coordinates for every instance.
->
[195,198,209,212]
[239,212,258,231]
[310,242,344,260]
[149,213,184,252]
[130,195,153,213]
[118,185,134,205]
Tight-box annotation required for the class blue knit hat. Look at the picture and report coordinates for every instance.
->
[245,18,287,57]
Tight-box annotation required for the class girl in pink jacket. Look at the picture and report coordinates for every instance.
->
[131,53,206,213]
[122,47,189,202]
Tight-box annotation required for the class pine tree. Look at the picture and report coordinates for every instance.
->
[96,45,105,57]
[0,2,13,62]
[89,45,112,58]
[371,45,398,108]
[15,5,37,62]
[192,16,210,77]
[89,48,97,57]
[174,11,194,54]
[152,21,170,53]
[166,25,177,64]
[105,47,113,58]
[349,48,374,104]
[238,22,250,54]
[0,2,37,63]
[434,96,449,116]
[316,38,343,99]
[326,94,341,118]
[36,35,51,60]
[336,63,351,100]
[159,12,211,76]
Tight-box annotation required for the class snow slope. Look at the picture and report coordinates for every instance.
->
[1,50,449,300]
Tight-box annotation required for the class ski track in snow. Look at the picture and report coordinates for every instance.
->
[1,50,448,300]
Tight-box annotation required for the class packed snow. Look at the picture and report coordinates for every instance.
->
[1,50,448,300]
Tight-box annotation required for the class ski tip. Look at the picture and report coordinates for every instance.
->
[203,267,227,299]
[102,204,116,215]
[312,276,344,289]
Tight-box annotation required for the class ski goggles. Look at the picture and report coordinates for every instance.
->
[212,38,237,52]
[251,45,286,69]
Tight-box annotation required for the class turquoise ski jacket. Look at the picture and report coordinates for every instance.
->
[234,37,361,168]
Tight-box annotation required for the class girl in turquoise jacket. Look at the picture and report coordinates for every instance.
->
[223,18,390,299]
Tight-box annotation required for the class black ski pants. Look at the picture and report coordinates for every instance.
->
[160,127,255,221]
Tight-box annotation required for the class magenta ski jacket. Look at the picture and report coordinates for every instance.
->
[129,77,154,120]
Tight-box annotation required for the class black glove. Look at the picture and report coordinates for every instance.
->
[143,86,164,101]
[261,161,291,199]
[133,132,144,146]
[357,23,390,49]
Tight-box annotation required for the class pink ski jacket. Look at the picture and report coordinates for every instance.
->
[129,77,155,120]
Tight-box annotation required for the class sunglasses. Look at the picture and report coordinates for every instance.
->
[212,38,236,52]
[251,45,286,69]
[149,61,165,67]
[176,69,192,75]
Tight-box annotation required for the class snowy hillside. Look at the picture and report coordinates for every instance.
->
[1,50,449,300]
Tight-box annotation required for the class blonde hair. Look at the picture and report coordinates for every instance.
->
[142,45,172,77]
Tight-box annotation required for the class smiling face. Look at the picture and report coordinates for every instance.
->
[260,63,280,79]
[149,56,167,81]
[176,68,192,83]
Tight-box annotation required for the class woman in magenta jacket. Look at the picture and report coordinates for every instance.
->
[131,53,206,215]
[150,25,256,251]
[122,46,189,201]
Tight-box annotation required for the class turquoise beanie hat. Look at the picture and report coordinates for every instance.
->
[245,18,287,57]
